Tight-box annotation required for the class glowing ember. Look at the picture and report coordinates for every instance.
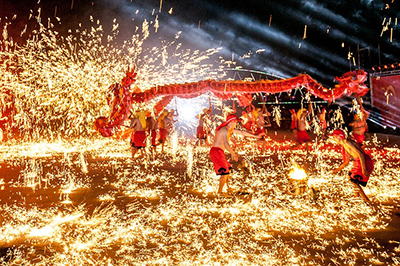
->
[288,165,307,180]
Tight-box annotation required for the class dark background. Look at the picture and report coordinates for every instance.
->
[1,0,399,87]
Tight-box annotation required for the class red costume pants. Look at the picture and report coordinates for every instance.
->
[209,147,231,176]
[349,153,374,187]
[297,130,311,143]
[130,130,146,148]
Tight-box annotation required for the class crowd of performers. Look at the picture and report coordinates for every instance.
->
[127,108,178,159]
[208,97,372,200]
[124,96,372,201]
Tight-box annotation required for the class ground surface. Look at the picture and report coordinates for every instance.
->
[0,130,399,265]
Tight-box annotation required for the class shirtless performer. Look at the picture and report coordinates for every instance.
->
[350,96,369,146]
[289,109,298,134]
[291,102,312,153]
[254,105,271,134]
[130,112,147,160]
[158,109,169,149]
[241,105,257,133]
[196,108,212,146]
[146,111,158,157]
[330,129,374,202]
[209,114,262,196]
[318,108,327,136]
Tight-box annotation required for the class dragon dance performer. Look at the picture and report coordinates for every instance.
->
[289,108,298,134]
[146,110,159,157]
[330,129,374,202]
[157,109,169,150]
[209,114,262,197]
[158,109,178,152]
[196,108,212,146]
[317,108,327,136]
[290,102,313,153]
[130,111,147,160]
[350,96,369,146]
[255,105,272,151]
[254,104,271,135]
[240,105,257,133]
[94,67,137,137]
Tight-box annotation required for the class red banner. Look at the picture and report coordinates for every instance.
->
[371,74,400,128]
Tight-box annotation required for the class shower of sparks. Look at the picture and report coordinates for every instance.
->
[271,105,281,127]
[330,107,345,130]
[186,143,194,178]
[0,135,399,265]
[390,27,393,43]
[0,6,400,266]
[303,25,307,39]
[0,13,230,141]
[171,131,179,161]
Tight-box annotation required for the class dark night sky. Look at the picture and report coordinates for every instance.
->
[1,0,399,87]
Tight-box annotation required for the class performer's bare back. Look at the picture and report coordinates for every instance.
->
[298,113,308,131]
[131,118,145,131]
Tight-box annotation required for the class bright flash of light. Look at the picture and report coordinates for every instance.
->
[177,100,198,122]
[288,165,307,180]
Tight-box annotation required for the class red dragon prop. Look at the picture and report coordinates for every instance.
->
[129,69,369,104]
[94,66,137,137]
[94,69,369,137]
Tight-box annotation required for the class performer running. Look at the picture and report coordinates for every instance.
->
[289,109,298,133]
[254,104,271,150]
[318,108,327,136]
[330,129,374,202]
[196,108,212,146]
[290,102,312,153]
[130,111,147,160]
[146,110,159,157]
[157,109,169,152]
[349,96,369,146]
[158,109,177,152]
[253,105,269,134]
[236,104,256,133]
[209,114,262,197]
